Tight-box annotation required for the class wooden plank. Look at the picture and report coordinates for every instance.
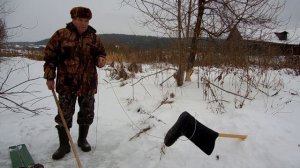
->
[9,144,35,168]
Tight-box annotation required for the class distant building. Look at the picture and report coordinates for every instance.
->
[225,27,300,56]
[227,25,243,42]
[274,31,288,41]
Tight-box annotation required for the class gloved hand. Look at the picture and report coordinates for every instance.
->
[46,80,55,90]
[97,56,106,68]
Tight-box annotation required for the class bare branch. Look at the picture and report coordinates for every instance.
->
[131,67,177,86]
[0,95,39,114]
[0,68,12,91]
[129,126,151,141]
[2,77,41,93]
[204,78,254,100]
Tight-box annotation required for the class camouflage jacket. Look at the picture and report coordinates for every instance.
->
[43,22,106,95]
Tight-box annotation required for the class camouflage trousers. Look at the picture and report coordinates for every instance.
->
[55,94,95,128]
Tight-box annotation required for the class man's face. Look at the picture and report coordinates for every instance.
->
[72,17,90,34]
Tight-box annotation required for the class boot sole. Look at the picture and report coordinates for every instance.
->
[52,149,71,160]
[78,144,91,152]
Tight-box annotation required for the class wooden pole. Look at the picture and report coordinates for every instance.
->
[51,89,83,168]
[218,133,247,141]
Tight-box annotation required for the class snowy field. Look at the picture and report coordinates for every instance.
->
[0,57,300,168]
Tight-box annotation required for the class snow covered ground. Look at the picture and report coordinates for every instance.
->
[0,57,300,168]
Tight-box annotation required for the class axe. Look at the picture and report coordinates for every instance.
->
[164,111,247,155]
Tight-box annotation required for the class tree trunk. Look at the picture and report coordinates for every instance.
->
[175,0,185,86]
[185,0,205,81]
[176,64,185,86]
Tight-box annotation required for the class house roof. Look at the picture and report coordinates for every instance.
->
[268,28,300,45]
[227,25,243,41]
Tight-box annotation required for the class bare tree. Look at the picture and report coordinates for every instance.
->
[0,0,36,49]
[0,18,6,49]
[0,1,48,114]
[0,0,8,49]
[122,0,286,86]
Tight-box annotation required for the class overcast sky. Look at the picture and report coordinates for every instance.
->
[4,0,300,42]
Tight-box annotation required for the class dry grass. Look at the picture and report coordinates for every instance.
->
[1,42,297,113]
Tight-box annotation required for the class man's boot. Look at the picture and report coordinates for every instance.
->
[164,111,219,155]
[78,125,91,152]
[52,126,70,160]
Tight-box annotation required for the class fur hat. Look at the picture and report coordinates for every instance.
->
[70,7,92,19]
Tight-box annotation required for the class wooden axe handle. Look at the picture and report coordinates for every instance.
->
[218,133,247,141]
[52,90,83,168]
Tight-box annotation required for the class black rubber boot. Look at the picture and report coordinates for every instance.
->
[52,126,70,160]
[164,111,219,155]
[78,125,91,152]
[164,112,187,147]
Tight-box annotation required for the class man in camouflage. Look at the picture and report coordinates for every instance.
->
[43,7,107,160]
